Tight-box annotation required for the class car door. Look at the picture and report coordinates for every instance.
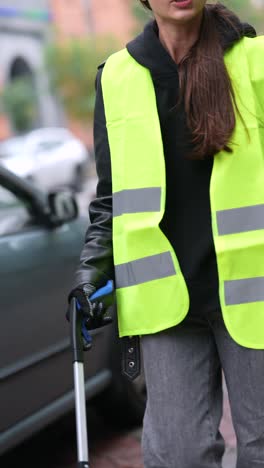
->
[0,179,87,434]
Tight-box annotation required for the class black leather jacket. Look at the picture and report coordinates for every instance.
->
[73,65,114,291]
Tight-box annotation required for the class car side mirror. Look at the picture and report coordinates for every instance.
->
[47,190,79,227]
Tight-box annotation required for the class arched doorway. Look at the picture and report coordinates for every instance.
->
[9,57,33,80]
[6,57,39,132]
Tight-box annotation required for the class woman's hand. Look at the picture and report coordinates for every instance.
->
[68,282,114,329]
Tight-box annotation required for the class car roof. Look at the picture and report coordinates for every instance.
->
[26,127,74,140]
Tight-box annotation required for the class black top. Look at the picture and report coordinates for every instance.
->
[75,12,256,315]
[128,21,219,313]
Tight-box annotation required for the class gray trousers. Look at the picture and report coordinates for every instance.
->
[141,308,264,468]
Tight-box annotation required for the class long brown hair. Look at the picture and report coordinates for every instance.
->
[139,1,244,159]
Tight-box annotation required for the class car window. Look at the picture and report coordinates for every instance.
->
[34,140,65,154]
[0,185,32,236]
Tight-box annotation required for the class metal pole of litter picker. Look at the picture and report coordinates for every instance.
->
[70,297,90,468]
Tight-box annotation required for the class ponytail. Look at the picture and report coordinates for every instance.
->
[178,3,242,158]
[138,2,245,159]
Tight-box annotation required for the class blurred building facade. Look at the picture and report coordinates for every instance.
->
[0,0,60,138]
[0,1,263,141]
[52,0,135,41]
[251,0,264,8]
[0,0,135,140]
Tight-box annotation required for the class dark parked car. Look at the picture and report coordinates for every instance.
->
[0,166,146,455]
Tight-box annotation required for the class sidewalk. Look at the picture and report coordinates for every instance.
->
[89,389,237,468]
[221,386,237,468]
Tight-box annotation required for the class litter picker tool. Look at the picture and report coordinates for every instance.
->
[69,280,114,468]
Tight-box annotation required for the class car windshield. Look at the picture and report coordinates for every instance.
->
[33,139,65,153]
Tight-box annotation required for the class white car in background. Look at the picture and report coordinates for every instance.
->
[0,128,90,192]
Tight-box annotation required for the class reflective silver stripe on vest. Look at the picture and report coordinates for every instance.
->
[113,187,161,217]
[225,277,264,305]
[217,204,264,235]
[115,251,176,288]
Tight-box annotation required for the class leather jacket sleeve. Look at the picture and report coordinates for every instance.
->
[73,66,115,290]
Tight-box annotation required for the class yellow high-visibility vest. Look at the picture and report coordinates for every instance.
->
[101,37,264,348]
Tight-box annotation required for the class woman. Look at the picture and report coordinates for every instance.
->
[69,1,264,467]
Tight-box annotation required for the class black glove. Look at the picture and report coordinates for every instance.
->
[68,283,113,330]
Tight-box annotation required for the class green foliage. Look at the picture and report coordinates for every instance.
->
[45,37,118,123]
[1,78,38,133]
[225,0,264,33]
[132,0,151,28]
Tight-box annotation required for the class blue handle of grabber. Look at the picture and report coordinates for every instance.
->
[89,280,114,301]
[78,280,114,345]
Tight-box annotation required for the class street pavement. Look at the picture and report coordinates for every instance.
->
[221,391,237,468]
[2,389,237,468]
